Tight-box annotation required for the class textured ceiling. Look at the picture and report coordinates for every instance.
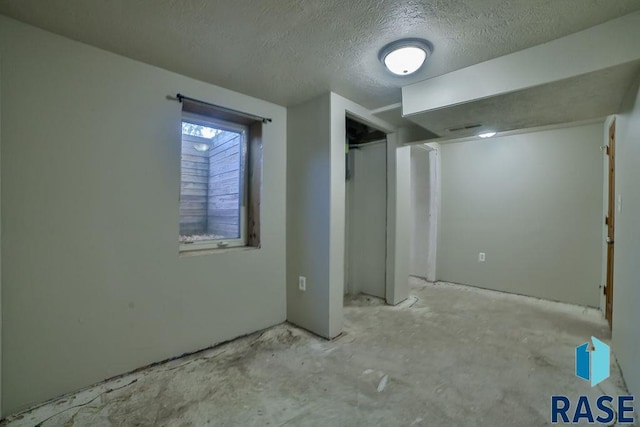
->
[407,62,640,139]
[1,0,640,109]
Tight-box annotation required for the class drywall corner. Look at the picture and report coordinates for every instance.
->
[611,75,640,401]
[328,94,346,339]
[286,94,333,338]
[386,134,410,305]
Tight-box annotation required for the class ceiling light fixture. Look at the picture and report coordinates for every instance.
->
[379,38,433,76]
[478,131,497,139]
[193,142,210,152]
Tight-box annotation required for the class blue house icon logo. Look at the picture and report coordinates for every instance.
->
[576,337,610,387]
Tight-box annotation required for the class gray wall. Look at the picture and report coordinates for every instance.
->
[612,77,640,403]
[438,123,604,307]
[0,16,287,416]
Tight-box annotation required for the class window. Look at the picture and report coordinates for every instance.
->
[178,103,262,252]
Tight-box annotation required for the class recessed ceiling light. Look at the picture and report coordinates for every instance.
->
[478,131,497,138]
[379,39,432,76]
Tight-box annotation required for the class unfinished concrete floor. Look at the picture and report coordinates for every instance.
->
[2,278,631,426]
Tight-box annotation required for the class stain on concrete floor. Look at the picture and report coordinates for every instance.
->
[2,279,633,426]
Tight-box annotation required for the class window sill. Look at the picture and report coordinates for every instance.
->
[179,245,260,258]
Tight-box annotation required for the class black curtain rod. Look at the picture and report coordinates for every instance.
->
[175,93,272,124]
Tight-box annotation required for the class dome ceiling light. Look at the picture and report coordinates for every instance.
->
[192,142,210,152]
[379,39,433,76]
[478,131,497,139]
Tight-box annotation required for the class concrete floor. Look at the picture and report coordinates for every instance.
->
[2,278,632,426]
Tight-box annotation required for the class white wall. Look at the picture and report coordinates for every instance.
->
[438,123,604,307]
[410,146,431,279]
[0,16,287,416]
[611,77,640,401]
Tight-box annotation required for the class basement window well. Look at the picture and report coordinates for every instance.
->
[178,102,263,252]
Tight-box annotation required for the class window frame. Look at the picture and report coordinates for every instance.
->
[179,112,249,253]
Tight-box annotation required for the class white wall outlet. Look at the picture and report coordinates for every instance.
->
[299,276,307,291]
[617,194,622,213]
[479,252,486,262]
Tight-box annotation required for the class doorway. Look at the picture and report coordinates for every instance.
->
[605,119,616,328]
[345,117,388,299]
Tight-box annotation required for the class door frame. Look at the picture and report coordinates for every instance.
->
[337,100,410,309]
[605,118,616,328]
[345,138,388,298]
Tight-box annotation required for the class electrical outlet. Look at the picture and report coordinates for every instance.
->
[299,276,307,291]
[617,194,622,213]
[479,252,486,262]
